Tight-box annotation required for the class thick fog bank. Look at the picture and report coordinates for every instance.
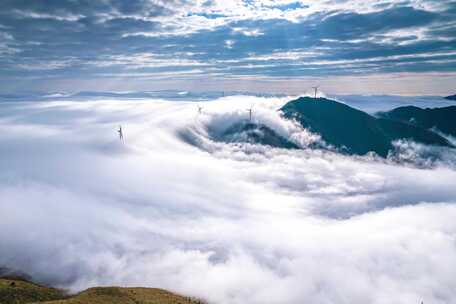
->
[1,96,456,304]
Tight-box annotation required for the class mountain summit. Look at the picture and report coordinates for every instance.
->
[280,97,452,157]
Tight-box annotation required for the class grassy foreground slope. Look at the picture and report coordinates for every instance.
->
[0,278,204,304]
[0,278,65,304]
[39,287,204,304]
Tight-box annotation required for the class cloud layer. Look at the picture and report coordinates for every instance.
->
[1,95,456,303]
[0,0,455,94]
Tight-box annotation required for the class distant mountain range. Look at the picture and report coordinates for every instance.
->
[0,90,286,102]
[445,94,456,101]
[218,97,454,157]
[378,105,456,137]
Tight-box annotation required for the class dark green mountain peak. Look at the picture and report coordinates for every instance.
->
[379,105,456,136]
[215,120,299,149]
[445,94,456,101]
[280,97,452,157]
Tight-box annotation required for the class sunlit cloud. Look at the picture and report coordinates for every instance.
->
[0,0,455,94]
[1,96,456,303]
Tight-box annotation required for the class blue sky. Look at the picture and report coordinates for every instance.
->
[0,0,455,95]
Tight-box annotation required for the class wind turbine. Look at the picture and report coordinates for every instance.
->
[312,85,319,99]
[117,125,124,142]
[247,106,253,122]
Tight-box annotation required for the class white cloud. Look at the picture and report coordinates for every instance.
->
[9,52,210,72]
[94,69,208,79]
[13,9,84,22]
[0,31,19,56]
[224,40,235,49]
[232,27,264,37]
[15,59,77,71]
[1,96,456,304]
[120,0,453,37]
[91,53,210,69]
[243,50,320,61]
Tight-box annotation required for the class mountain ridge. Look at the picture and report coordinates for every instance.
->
[279,97,452,157]
[445,94,456,101]
[378,105,456,136]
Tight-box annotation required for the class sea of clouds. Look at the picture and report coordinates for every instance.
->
[1,95,456,304]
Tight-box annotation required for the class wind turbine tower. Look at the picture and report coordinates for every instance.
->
[312,86,319,99]
[118,125,124,142]
[247,106,253,122]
